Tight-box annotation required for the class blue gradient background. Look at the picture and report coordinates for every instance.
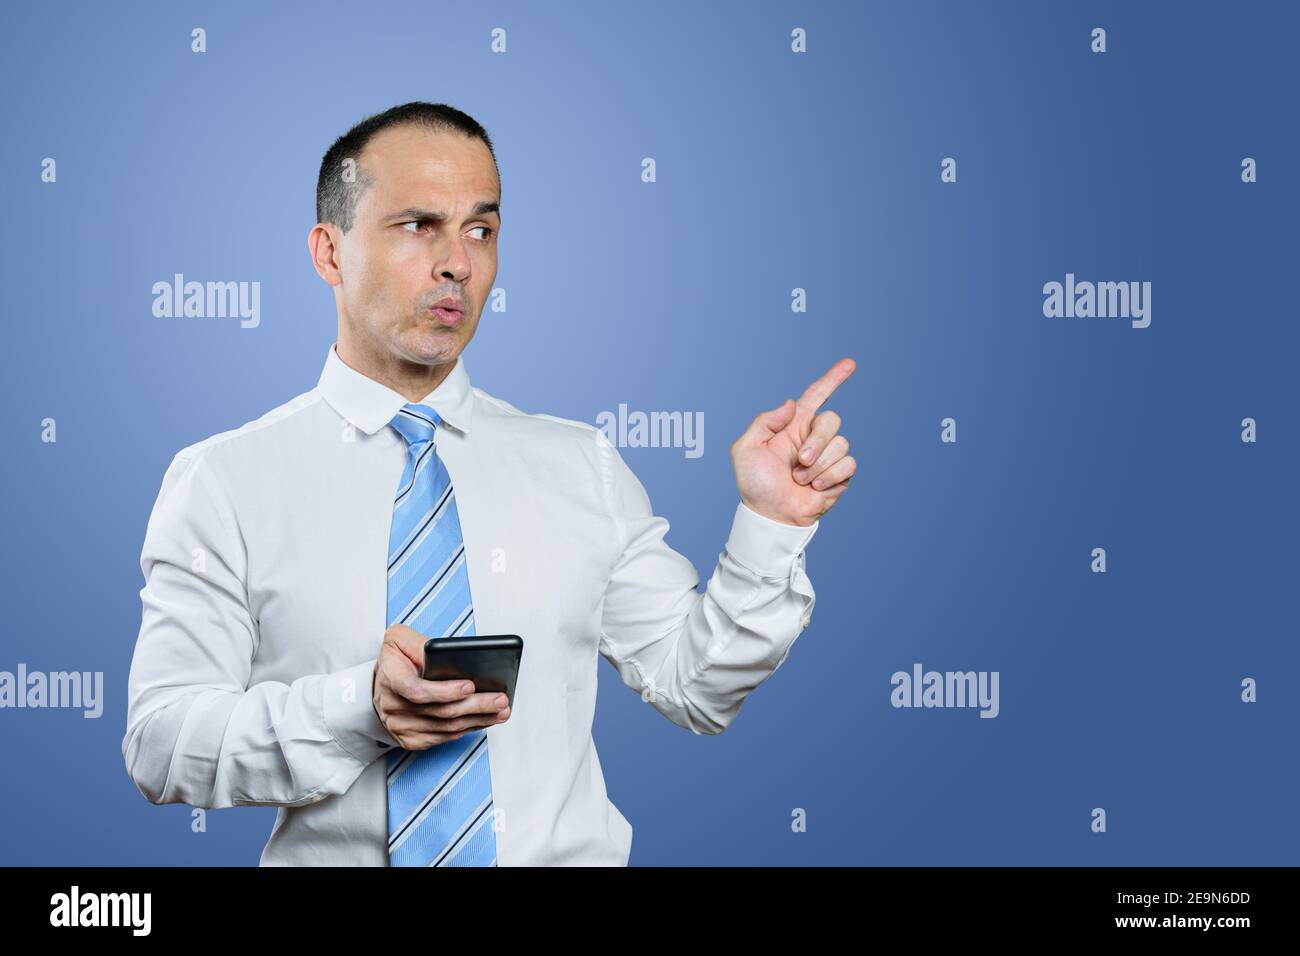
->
[1,1,1295,865]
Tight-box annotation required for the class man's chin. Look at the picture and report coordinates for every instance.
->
[399,327,468,366]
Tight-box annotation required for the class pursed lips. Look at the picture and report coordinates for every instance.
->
[428,301,466,326]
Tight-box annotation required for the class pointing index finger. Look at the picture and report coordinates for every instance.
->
[796,358,857,413]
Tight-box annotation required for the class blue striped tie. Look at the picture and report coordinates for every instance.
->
[383,402,498,867]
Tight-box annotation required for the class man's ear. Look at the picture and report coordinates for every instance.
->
[309,223,344,286]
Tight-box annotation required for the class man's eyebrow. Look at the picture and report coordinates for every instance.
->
[382,202,500,223]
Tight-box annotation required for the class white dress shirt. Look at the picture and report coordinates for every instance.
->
[122,342,819,865]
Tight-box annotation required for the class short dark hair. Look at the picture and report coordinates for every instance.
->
[315,102,499,233]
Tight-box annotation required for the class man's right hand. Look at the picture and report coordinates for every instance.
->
[371,623,511,750]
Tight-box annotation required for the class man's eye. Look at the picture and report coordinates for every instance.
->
[401,222,494,241]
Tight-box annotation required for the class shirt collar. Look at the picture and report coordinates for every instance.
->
[316,342,474,437]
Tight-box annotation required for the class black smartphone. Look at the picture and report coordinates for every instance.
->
[421,634,524,705]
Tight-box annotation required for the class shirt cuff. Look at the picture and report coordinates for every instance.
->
[724,501,819,577]
[322,658,400,764]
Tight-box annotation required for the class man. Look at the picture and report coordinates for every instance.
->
[122,102,857,866]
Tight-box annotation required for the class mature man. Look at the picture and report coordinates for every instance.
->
[123,102,856,866]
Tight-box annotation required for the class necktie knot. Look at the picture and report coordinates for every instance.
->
[389,403,441,448]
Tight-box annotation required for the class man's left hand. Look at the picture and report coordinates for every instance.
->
[730,358,857,528]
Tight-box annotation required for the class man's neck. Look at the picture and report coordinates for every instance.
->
[335,333,454,403]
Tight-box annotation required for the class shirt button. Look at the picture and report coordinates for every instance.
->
[801,616,811,629]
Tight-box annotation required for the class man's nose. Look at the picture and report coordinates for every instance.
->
[432,236,472,283]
